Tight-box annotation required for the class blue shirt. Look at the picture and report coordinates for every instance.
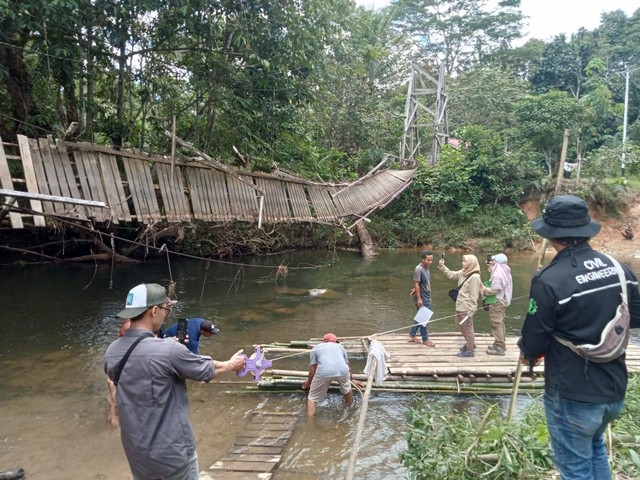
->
[165,318,207,354]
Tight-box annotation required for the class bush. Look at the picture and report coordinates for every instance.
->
[402,397,553,479]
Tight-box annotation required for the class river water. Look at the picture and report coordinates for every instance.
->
[2,249,639,479]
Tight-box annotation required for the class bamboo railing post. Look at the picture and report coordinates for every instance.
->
[507,359,523,422]
[346,357,376,480]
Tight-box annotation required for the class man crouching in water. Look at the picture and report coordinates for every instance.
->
[302,333,357,417]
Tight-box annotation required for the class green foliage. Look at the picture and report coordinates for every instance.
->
[513,91,582,174]
[402,398,554,479]
[610,375,640,479]
[582,143,640,179]
[448,67,528,133]
[403,378,640,479]
[392,0,524,75]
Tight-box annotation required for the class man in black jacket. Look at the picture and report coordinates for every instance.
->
[518,195,640,480]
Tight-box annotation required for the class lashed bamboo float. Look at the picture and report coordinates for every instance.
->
[257,333,640,394]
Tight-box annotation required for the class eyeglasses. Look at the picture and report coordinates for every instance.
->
[158,305,172,313]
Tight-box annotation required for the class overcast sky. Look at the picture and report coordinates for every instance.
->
[355,0,639,43]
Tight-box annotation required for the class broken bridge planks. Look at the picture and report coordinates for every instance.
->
[206,411,299,479]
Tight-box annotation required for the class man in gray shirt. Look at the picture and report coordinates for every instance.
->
[104,283,245,480]
[408,250,435,347]
[302,333,355,417]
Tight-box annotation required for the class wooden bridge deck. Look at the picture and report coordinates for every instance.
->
[0,135,416,229]
[200,411,299,480]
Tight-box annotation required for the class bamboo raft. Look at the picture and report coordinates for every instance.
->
[258,333,640,395]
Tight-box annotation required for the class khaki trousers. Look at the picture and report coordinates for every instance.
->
[488,300,507,349]
[456,311,475,352]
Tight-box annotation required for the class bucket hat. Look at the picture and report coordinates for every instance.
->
[532,195,601,239]
[116,283,177,318]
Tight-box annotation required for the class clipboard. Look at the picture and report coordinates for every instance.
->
[483,280,497,305]
[414,306,433,326]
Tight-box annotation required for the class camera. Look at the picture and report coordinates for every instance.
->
[176,318,188,345]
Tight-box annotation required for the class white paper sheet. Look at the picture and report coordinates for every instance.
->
[413,306,433,326]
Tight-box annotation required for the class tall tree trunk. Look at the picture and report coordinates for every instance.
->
[114,16,127,147]
[0,42,43,139]
[85,28,95,140]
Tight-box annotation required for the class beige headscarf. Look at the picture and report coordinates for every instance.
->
[462,254,481,277]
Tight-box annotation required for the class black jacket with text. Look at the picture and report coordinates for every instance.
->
[518,242,640,403]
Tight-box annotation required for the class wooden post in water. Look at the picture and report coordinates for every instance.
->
[355,218,376,258]
[537,128,569,270]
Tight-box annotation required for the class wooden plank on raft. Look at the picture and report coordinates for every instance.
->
[16,135,46,226]
[0,136,24,228]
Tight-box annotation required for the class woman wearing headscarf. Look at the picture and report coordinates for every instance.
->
[438,254,483,357]
[482,253,513,356]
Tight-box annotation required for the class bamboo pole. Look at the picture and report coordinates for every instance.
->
[346,358,376,480]
[507,360,524,422]
[537,128,569,270]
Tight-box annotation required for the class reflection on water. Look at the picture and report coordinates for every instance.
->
[2,249,639,479]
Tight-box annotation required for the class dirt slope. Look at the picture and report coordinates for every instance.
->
[523,198,640,258]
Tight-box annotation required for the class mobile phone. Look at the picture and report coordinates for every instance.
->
[440,253,445,259]
[486,254,493,264]
[176,318,188,345]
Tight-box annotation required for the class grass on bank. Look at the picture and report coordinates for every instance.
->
[402,375,640,479]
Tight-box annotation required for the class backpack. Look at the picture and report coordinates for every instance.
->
[553,254,630,364]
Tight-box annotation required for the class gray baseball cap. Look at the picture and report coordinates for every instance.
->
[116,283,177,318]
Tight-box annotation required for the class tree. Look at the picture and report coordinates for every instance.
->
[392,0,524,75]
[447,66,527,134]
[514,90,582,175]
[529,32,595,99]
